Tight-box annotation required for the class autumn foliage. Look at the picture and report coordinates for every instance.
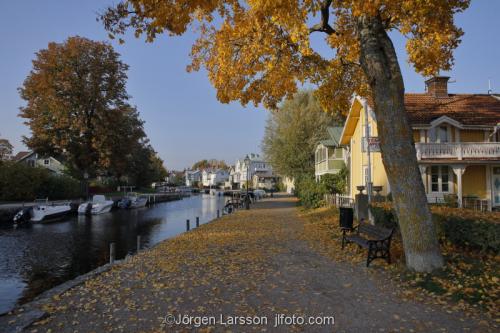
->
[19,36,166,185]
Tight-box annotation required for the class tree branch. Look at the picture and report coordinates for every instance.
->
[309,0,335,35]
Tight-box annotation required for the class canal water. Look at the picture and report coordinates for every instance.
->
[0,194,228,314]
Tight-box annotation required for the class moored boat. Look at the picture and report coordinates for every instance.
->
[118,193,148,209]
[13,199,73,225]
[78,195,114,215]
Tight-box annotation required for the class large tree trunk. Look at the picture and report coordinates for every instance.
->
[356,15,443,272]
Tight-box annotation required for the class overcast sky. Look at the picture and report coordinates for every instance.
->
[1,1,499,169]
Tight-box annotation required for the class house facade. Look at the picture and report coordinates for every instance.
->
[202,169,230,187]
[340,77,500,210]
[232,154,273,189]
[252,174,279,191]
[185,169,201,187]
[14,151,65,175]
[314,127,347,181]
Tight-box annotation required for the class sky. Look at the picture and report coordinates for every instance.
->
[1,1,499,170]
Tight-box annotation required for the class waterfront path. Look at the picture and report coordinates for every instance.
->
[3,195,491,332]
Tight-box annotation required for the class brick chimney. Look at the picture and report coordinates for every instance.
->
[425,76,450,98]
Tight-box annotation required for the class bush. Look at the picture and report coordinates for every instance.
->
[0,161,82,201]
[370,203,500,253]
[295,175,325,208]
[320,166,348,195]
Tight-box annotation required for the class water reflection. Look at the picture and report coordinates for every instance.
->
[0,194,227,314]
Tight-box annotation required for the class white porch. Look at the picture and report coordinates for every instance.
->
[415,142,500,160]
[419,163,500,211]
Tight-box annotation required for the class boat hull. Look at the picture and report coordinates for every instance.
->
[129,197,148,209]
[91,202,113,214]
[31,205,72,223]
[78,196,114,215]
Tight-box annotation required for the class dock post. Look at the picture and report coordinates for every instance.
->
[137,235,141,252]
[217,210,220,218]
[196,217,199,228]
[109,243,116,264]
[186,219,190,231]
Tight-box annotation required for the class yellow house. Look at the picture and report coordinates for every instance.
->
[340,77,500,211]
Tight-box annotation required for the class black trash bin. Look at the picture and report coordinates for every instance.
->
[339,207,354,229]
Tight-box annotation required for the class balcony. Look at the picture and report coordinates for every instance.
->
[415,142,500,161]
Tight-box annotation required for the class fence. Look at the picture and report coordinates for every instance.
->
[324,194,354,208]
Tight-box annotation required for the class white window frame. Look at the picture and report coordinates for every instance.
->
[430,166,452,193]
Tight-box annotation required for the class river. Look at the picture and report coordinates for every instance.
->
[0,193,228,314]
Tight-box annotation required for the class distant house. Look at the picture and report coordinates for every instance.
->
[13,151,65,175]
[252,174,279,191]
[202,169,230,187]
[185,169,201,187]
[232,153,274,189]
[314,127,347,181]
[339,76,500,210]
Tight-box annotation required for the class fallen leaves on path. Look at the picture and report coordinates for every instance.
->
[298,206,499,325]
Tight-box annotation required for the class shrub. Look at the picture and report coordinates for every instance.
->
[320,166,348,195]
[0,161,82,201]
[370,203,500,253]
[295,175,325,208]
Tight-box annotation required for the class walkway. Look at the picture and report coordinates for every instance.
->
[2,195,491,332]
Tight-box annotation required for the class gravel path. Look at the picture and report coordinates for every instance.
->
[3,195,491,332]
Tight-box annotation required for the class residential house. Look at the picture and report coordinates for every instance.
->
[185,169,201,187]
[232,153,273,189]
[252,174,280,191]
[314,127,347,181]
[202,169,230,187]
[340,76,500,210]
[13,151,65,175]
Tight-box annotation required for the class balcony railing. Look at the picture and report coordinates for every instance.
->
[415,142,500,160]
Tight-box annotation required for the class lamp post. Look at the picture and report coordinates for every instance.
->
[244,155,250,210]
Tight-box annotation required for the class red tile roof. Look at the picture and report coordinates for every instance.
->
[366,94,500,126]
[404,94,500,126]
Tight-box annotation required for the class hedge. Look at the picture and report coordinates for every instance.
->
[370,203,500,253]
[0,161,82,201]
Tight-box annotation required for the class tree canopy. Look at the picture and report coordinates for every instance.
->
[101,0,468,114]
[19,36,166,186]
[0,138,13,161]
[191,159,228,170]
[262,90,338,179]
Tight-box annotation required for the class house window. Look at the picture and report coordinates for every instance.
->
[44,159,50,165]
[438,126,449,143]
[431,166,450,193]
[430,125,449,143]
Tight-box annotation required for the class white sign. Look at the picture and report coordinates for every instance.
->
[362,137,380,152]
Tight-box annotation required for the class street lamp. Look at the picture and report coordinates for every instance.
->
[244,155,250,210]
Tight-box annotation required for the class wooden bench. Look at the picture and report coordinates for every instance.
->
[342,222,394,267]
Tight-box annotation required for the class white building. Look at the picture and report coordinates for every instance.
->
[185,169,201,187]
[13,151,65,175]
[202,169,230,187]
[232,153,273,189]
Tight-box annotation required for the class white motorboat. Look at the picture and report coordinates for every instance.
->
[118,193,148,209]
[78,195,114,215]
[13,199,73,224]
